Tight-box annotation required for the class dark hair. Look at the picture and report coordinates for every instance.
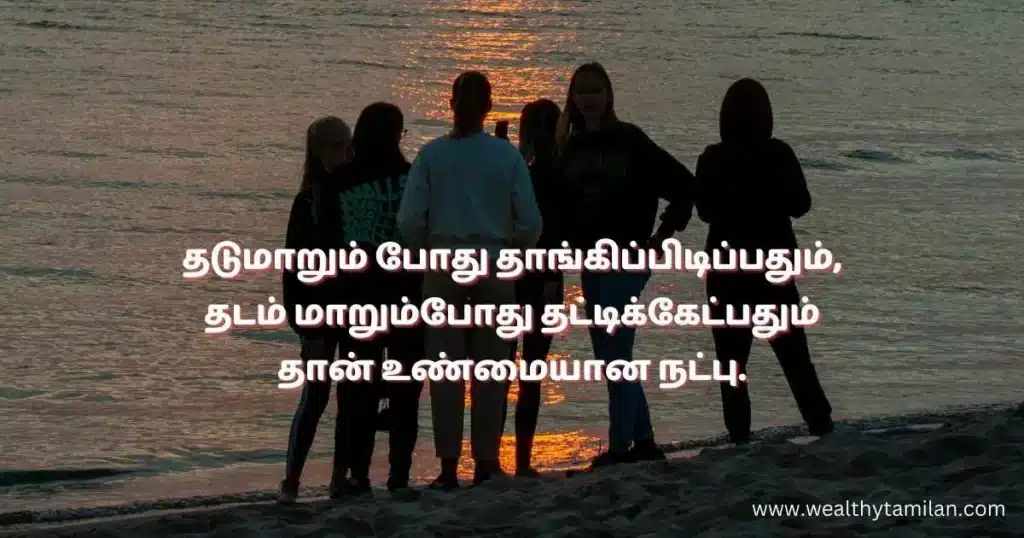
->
[719,78,774,146]
[556,62,618,150]
[451,71,492,135]
[299,116,350,192]
[352,102,405,164]
[519,99,561,167]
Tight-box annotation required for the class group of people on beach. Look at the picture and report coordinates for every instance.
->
[277,62,834,503]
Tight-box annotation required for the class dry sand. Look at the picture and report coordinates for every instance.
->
[2,403,1020,538]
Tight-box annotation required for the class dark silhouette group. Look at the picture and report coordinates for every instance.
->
[278,62,834,503]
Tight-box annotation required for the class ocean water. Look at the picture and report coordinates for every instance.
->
[1,0,1022,516]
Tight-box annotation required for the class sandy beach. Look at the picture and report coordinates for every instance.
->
[2,402,1019,538]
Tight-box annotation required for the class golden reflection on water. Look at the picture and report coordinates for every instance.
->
[564,282,584,306]
[394,0,575,147]
[450,430,600,478]
[429,262,599,477]
[461,351,571,407]
[456,282,585,407]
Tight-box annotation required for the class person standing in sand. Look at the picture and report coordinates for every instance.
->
[694,77,834,444]
[279,116,353,504]
[397,71,543,489]
[499,98,568,478]
[555,62,695,469]
[332,102,425,496]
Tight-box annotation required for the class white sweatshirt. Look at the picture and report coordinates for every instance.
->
[396,132,542,252]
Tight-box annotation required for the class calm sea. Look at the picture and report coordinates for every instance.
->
[1,0,1022,515]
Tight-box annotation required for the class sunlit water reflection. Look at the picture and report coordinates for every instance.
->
[1,0,1022,513]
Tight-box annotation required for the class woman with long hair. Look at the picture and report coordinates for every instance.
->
[556,62,696,469]
[333,102,424,495]
[500,98,566,477]
[279,116,353,504]
[695,78,833,444]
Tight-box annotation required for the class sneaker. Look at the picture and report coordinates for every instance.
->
[629,442,667,462]
[277,480,299,505]
[588,450,635,470]
[809,419,834,437]
[389,487,421,502]
[345,477,372,497]
[514,467,541,478]
[386,473,410,493]
[472,465,507,486]
[427,473,459,491]
[328,476,372,499]
[328,471,347,499]
[728,431,752,445]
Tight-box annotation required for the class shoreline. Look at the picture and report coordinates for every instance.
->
[2,401,1020,536]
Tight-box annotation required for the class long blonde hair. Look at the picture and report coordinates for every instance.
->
[299,116,351,192]
[555,62,619,153]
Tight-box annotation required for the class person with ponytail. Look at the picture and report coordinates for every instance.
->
[695,78,833,445]
[556,62,696,469]
[279,116,353,504]
[397,71,542,489]
[500,98,567,477]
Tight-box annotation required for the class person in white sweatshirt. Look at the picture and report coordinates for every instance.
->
[396,71,542,489]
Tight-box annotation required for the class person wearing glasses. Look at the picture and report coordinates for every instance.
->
[331,102,425,496]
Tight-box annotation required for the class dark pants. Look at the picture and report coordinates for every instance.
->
[501,274,563,467]
[707,273,832,442]
[581,270,654,452]
[342,265,425,483]
[342,328,423,481]
[284,332,350,485]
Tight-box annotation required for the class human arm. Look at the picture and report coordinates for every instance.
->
[632,126,695,240]
[282,192,319,339]
[773,139,812,218]
[694,145,721,225]
[509,151,543,249]
[396,149,430,248]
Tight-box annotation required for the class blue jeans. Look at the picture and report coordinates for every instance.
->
[581,270,653,452]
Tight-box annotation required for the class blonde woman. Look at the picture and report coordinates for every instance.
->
[555,62,695,469]
[279,116,352,504]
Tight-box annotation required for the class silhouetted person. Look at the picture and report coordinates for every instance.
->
[556,62,695,469]
[695,78,834,444]
[333,102,424,495]
[499,99,567,477]
[280,116,353,504]
[397,71,542,489]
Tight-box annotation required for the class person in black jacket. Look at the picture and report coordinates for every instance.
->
[500,98,566,477]
[333,102,424,495]
[555,62,696,469]
[695,78,834,444]
[279,116,353,504]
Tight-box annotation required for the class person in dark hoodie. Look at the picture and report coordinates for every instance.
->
[695,78,834,444]
[499,98,567,477]
[333,102,424,495]
[555,62,695,469]
[279,116,353,505]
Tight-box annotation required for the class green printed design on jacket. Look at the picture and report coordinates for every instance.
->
[339,175,408,245]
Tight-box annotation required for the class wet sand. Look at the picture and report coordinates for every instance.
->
[2,403,1019,537]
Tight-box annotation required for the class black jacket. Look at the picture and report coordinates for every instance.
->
[558,122,695,250]
[695,138,810,253]
[334,155,422,306]
[281,180,347,339]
